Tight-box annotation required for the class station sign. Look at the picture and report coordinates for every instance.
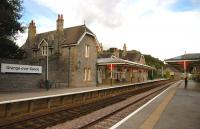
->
[1,63,42,74]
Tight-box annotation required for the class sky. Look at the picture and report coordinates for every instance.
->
[16,0,200,61]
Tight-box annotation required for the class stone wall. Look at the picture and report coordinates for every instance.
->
[60,34,97,87]
[73,34,97,87]
[0,57,70,91]
[0,59,44,91]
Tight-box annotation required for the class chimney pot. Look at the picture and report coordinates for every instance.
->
[56,14,64,31]
[58,14,60,19]
[61,14,63,19]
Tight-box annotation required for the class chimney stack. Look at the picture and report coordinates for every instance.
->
[57,14,64,31]
[28,20,36,42]
[122,43,127,57]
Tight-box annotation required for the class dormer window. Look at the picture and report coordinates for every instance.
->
[42,46,47,56]
[85,45,90,58]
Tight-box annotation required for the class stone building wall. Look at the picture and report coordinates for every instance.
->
[72,35,97,87]
[59,34,97,87]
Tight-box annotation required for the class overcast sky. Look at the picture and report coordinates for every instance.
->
[17,0,200,61]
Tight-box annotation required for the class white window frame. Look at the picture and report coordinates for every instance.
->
[85,45,90,58]
[88,69,91,81]
[42,46,47,56]
[84,68,91,81]
[84,68,87,81]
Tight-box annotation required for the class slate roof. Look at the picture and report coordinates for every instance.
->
[32,25,94,49]
[62,25,94,45]
[165,53,200,61]
[98,51,113,58]
[122,50,141,62]
[98,49,142,63]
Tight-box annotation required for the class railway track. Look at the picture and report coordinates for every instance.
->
[0,80,176,129]
[80,81,179,129]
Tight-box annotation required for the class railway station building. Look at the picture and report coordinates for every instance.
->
[97,45,152,85]
[0,15,152,91]
[165,53,200,81]
[21,14,99,88]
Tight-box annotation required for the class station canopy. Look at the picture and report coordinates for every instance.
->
[165,53,200,72]
[97,56,153,70]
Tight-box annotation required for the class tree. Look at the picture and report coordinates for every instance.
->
[0,0,25,59]
[144,54,164,69]
[144,54,165,79]
[164,70,171,79]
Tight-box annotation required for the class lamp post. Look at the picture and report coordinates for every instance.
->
[45,42,49,90]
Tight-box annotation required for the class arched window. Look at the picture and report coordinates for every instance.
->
[42,46,47,56]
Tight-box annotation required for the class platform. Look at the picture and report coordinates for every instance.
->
[0,79,163,104]
[110,80,200,129]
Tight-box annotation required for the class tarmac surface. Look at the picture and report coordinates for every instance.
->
[111,80,200,129]
[155,80,200,129]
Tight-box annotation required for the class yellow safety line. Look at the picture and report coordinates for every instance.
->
[138,86,178,129]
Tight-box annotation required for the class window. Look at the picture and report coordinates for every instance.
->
[42,46,47,56]
[84,68,87,81]
[88,69,91,80]
[84,68,91,81]
[85,45,90,58]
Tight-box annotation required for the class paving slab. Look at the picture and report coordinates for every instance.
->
[112,80,200,129]
[155,80,200,129]
[0,79,161,103]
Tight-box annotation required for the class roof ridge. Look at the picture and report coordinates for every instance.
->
[185,53,200,55]
[36,24,85,36]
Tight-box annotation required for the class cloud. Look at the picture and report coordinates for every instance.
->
[16,0,200,61]
[78,0,125,28]
[32,0,125,28]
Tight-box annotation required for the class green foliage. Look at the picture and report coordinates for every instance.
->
[0,38,25,59]
[144,54,165,79]
[0,0,25,38]
[0,0,25,59]
[144,54,164,69]
[164,70,171,79]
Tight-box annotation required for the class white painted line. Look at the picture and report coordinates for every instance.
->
[109,81,180,129]
[0,79,165,104]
